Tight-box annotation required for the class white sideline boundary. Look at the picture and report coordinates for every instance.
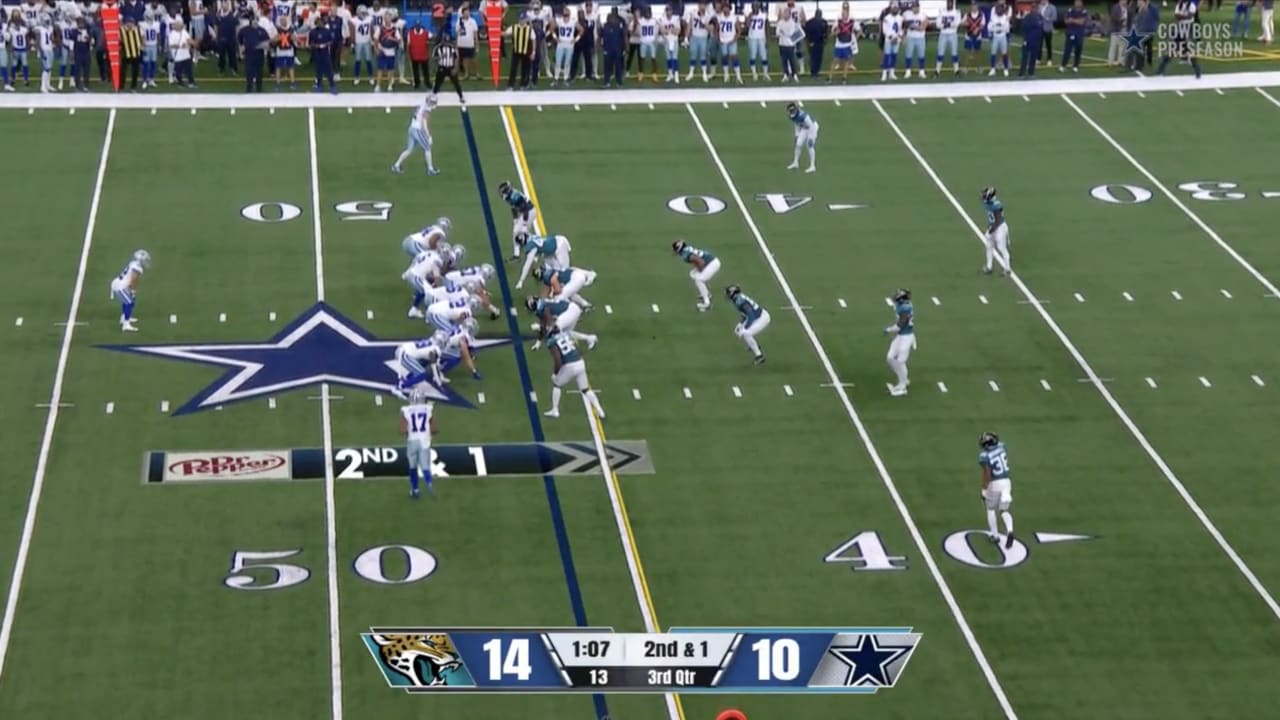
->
[4,71,1280,110]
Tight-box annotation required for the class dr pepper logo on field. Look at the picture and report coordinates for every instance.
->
[163,451,292,482]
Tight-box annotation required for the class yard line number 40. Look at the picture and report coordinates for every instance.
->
[826,530,1030,572]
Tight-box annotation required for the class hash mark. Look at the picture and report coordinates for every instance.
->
[346,107,352,114]
[269,311,277,321]
[937,381,948,393]
[605,304,613,314]
[190,108,197,115]
[732,385,742,398]
[537,105,544,112]
[834,99,843,106]
[160,400,170,413]
[1252,374,1266,387]
[783,384,793,396]
[909,98,917,105]
[367,309,375,319]
[1040,379,1051,391]
[1199,376,1212,388]
[883,297,893,307]
[837,298,847,308]
[230,108,236,115]
[632,388,642,400]
[610,103,616,111]
[1176,90,1185,97]
[14,317,22,327]
[1137,91,1146,98]
[1171,290,1182,300]
[979,295,989,305]
[931,296,941,306]
[682,387,693,399]
[1073,292,1086,303]
[1220,289,1233,299]
[373,395,382,407]
[651,303,660,313]
[647,103,654,110]
[573,103,581,111]
[947,97,955,104]
[268,397,276,409]
[984,96,992,103]
[268,108,275,114]
[384,107,391,114]
[149,108,156,115]
[69,108,75,115]
[218,312,227,323]
[477,392,486,405]
[1146,377,1158,388]
[1122,292,1134,302]
[782,304,813,311]
[169,314,177,324]
[1098,92,1107,99]
[759,101,767,108]
[34,403,73,408]
[988,380,1000,392]
[508,306,518,316]
[1022,95,1030,102]
[1216,88,1225,95]
[722,101,730,109]
[105,402,114,414]
[528,391,537,403]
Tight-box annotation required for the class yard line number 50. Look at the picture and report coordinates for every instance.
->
[223,545,438,590]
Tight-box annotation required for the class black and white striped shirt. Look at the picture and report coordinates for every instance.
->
[433,44,458,69]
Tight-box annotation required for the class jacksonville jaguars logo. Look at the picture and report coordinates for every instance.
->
[363,632,474,688]
[99,303,512,415]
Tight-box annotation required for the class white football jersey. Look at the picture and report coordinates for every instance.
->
[938,8,961,34]
[989,13,1010,35]
[400,402,435,442]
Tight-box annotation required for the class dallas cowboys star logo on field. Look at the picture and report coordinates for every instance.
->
[825,634,915,688]
[99,303,512,416]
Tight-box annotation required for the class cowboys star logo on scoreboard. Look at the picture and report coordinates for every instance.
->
[98,303,512,415]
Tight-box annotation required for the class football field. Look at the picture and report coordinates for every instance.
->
[1,75,1280,720]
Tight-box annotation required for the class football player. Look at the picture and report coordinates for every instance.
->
[526,295,598,351]
[109,250,150,333]
[980,186,1011,275]
[987,1,1011,76]
[392,93,439,176]
[786,102,818,174]
[497,181,537,259]
[726,284,769,365]
[883,288,915,396]
[514,231,571,290]
[402,250,444,317]
[543,327,605,420]
[536,264,595,309]
[398,385,437,499]
[393,337,445,398]
[673,239,720,311]
[401,216,451,258]
[437,318,483,380]
[445,264,501,318]
[936,0,961,76]
[426,294,480,335]
[978,431,1015,548]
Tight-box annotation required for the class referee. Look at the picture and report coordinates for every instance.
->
[432,37,465,102]
[508,16,534,90]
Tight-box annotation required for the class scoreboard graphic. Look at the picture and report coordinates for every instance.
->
[361,627,922,694]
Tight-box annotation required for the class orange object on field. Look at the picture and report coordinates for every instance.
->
[484,0,503,87]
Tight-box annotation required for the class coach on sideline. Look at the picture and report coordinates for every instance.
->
[239,13,269,92]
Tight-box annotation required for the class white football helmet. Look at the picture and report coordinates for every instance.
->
[479,263,495,281]
[435,216,451,234]
[408,386,432,404]
[133,250,152,268]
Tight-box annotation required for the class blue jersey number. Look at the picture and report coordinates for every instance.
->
[409,411,429,433]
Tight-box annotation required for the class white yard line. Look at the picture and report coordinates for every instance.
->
[1063,95,1280,299]
[686,102,1017,720]
[307,107,343,720]
[874,100,1280,623]
[498,106,681,720]
[0,109,116,682]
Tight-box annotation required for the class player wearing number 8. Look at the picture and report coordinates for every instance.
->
[979,431,1015,548]
[399,387,438,499]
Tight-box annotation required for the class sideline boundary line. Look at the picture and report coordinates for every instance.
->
[307,107,344,720]
[873,99,1280,622]
[4,71,1280,110]
[499,105,684,720]
[0,109,117,684]
[458,106,612,720]
[686,103,1018,720]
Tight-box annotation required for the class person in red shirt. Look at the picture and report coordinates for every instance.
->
[407,19,430,88]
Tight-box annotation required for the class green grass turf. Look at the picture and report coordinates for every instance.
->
[0,86,1279,720]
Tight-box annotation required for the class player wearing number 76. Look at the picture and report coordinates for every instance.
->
[399,386,439,499]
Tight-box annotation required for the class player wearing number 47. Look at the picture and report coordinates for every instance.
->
[109,250,151,333]
[727,284,769,365]
[673,239,720,312]
[979,431,1016,548]
[786,102,818,174]
[399,386,439,499]
[883,288,915,396]
[544,327,606,420]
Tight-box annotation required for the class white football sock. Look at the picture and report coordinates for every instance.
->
[1001,511,1014,535]
[986,509,999,537]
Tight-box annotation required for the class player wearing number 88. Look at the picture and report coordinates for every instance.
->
[979,431,1015,548]
[399,388,438,498]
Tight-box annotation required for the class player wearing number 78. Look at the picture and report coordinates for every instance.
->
[399,387,439,499]
[978,431,1015,548]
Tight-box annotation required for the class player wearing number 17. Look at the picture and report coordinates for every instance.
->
[786,102,819,174]
[399,387,439,499]
[673,239,720,311]
[544,327,605,420]
[979,431,1015,548]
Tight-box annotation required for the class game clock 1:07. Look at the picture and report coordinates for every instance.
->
[572,639,611,658]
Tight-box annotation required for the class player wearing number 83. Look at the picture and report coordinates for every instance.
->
[399,387,438,499]
[978,431,1015,548]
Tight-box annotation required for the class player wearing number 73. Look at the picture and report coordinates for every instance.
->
[399,386,439,499]
[978,431,1015,548]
